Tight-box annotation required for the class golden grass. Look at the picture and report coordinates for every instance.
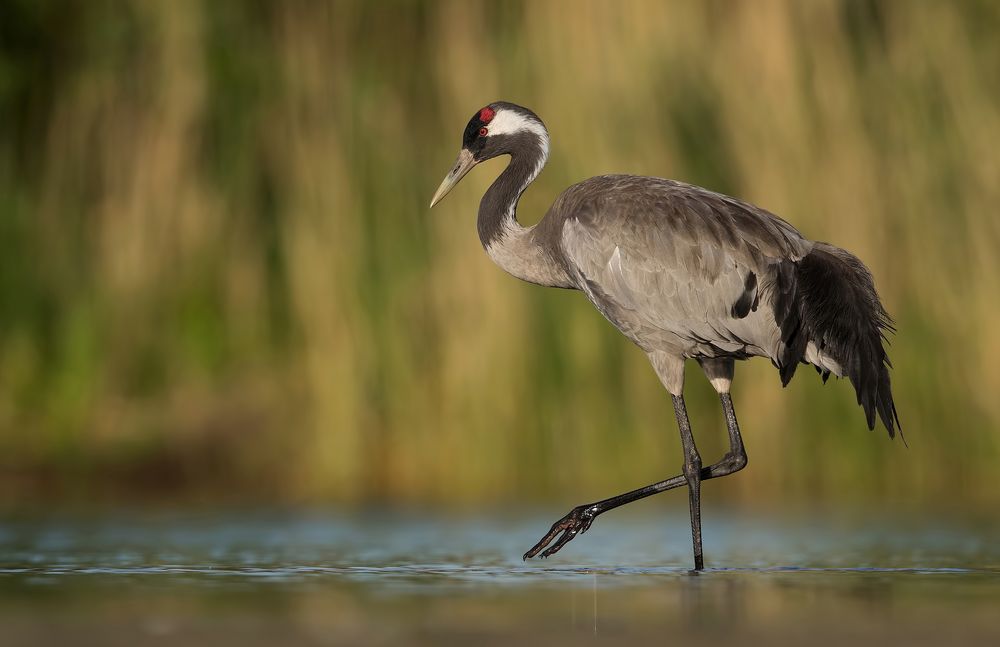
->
[0,0,998,507]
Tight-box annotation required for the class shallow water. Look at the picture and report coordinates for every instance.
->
[2,507,999,645]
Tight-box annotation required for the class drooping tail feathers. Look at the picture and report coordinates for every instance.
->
[772,242,901,439]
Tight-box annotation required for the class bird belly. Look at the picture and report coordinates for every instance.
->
[559,217,788,365]
[574,273,779,362]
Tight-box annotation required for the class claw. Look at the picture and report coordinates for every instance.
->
[523,504,599,559]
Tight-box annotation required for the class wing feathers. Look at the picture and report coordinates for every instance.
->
[549,175,897,437]
[556,176,810,356]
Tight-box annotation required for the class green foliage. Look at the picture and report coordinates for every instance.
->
[0,0,998,508]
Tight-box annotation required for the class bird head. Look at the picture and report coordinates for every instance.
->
[429,102,549,208]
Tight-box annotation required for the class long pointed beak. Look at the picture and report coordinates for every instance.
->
[429,149,476,208]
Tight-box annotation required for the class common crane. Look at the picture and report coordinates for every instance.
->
[429,102,900,570]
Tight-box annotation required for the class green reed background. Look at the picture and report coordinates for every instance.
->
[0,0,997,509]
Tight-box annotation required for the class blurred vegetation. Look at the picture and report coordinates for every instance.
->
[0,0,998,509]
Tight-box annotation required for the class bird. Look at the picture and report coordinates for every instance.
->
[429,101,900,571]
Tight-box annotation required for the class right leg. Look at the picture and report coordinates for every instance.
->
[701,357,747,474]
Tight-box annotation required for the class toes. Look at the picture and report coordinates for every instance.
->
[523,527,562,559]
[524,508,593,560]
[540,528,577,558]
[523,543,545,560]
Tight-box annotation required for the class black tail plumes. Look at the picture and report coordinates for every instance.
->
[773,242,901,438]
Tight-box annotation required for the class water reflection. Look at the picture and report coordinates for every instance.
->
[1,509,999,645]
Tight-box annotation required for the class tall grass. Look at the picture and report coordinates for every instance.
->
[1,0,998,508]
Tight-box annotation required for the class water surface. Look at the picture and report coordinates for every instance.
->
[2,507,998,645]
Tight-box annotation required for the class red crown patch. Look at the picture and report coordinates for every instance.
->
[479,107,496,123]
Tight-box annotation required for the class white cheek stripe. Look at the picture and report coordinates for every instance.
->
[487,109,550,153]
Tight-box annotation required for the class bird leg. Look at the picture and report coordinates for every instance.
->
[675,394,704,570]
[523,393,747,562]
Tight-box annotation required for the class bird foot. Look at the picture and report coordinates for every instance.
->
[523,504,598,559]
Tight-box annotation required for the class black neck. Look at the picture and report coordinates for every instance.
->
[477,136,546,248]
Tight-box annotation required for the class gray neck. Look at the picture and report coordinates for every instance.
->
[477,136,572,288]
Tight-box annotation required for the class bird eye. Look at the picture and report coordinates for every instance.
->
[479,127,488,137]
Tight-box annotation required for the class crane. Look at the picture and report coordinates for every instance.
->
[429,101,900,571]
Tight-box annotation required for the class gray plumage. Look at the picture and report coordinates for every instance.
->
[553,176,808,364]
[540,174,898,435]
[430,101,900,567]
